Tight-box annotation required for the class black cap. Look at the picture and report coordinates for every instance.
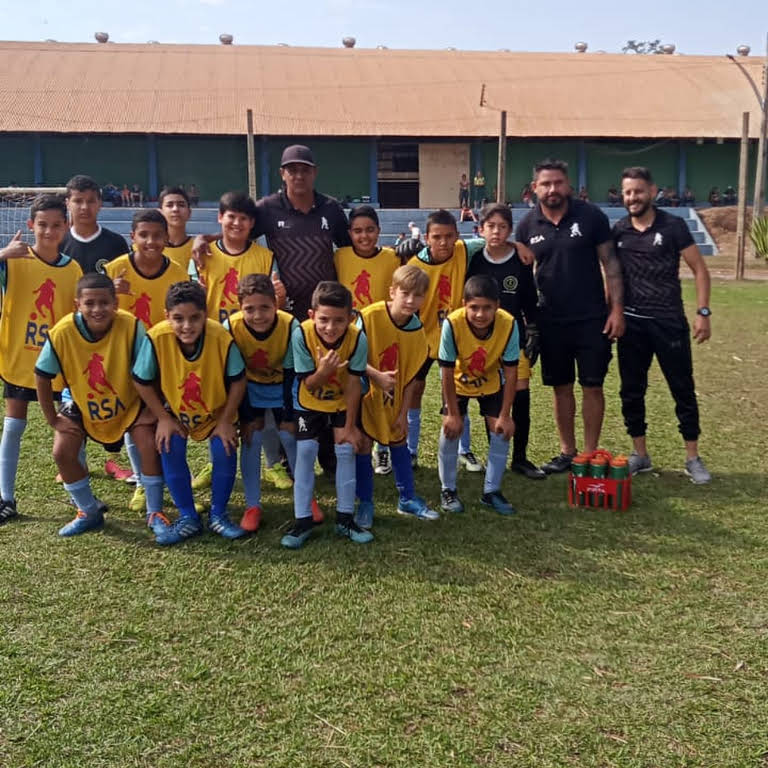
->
[280,145,316,167]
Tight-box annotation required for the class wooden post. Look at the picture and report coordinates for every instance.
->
[736,111,750,280]
[751,34,768,253]
[496,110,507,204]
[246,109,257,199]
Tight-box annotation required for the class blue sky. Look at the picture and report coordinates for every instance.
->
[2,0,767,55]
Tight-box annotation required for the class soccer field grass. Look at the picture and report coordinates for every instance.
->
[1,281,766,767]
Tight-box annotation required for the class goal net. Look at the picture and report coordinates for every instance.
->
[0,187,67,247]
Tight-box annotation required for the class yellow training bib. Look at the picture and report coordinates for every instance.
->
[446,307,516,397]
[334,247,400,311]
[200,241,274,325]
[296,320,362,413]
[148,319,235,440]
[47,310,142,444]
[229,309,294,385]
[359,301,427,444]
[0,250,82,390]
[164,237,194,271]
[408,240,468,358]
[105,254,189,329]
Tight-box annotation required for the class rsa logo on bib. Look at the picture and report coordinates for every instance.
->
[178,372,213,430]
[84,352,127,420]
[25,278,57,349]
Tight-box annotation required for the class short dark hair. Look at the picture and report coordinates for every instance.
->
[165,281,206,311]
[29,193,67,221]
[311,281,352,311]
[77,272,116,298]
[425,209,457,235]
[158,186,190,207]
[131,208,168,232]
[533,159,569,179]
[238,273,275,304]
[621,166,654,184]
[65,175,101,199]
[219,191,257,219]
[349,205,379,228]
[479,203,513,228]
[463,274,499,302]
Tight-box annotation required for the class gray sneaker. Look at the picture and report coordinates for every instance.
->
[628,451,653,475]
[685,456,711,485]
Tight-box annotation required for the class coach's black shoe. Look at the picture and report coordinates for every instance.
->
[510,458,546,480]
[540,453,576,475]
[0,499,18,524]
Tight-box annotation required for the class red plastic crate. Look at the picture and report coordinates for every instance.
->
[568,450,632,511]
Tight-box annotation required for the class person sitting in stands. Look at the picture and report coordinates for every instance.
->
[460,204,478,223]
[188,184,200,207]
[682,187,696,206]
[708,187,721,206]
[723,185,737,205]
[578,186,589,202]
[121,185,131,207]
[131,184,144,207]
[666,187,680,207]
[607,187,620,206]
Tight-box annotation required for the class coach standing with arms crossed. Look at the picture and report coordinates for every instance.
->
[516,160,625,472]
[614,167,711,483]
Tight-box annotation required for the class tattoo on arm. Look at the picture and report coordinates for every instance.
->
[598,241,624,307]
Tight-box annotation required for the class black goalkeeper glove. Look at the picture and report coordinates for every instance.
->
[395,237,424,261]
[524,323,540,368]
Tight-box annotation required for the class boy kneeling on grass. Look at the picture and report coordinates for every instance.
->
[132,281,247,546]
[35,274,162,537]
[355,265,439,527]
[438,275,519,515]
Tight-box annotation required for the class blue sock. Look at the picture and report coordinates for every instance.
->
[78,441,88,471]
[0,417,26,501]
[390,443,414,502]
[407,408,421,458]
[355,453,373,503]
[141,474,164,517]
[335,442,355,514]
[459,413,471,455]
[124,432,142,488]
[484,431,510,494]
[279,429,297,475]
[62,476,99,516]
[210,436,237,517]
[160,433,198,519]
[438,431,459,491]
[293,439,318,519]
[240,430,263,508]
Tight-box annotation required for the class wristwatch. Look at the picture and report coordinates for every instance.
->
[696,307,712,317]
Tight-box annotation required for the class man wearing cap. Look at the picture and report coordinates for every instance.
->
[252,145,351,320]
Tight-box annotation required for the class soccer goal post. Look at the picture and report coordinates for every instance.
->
[0,187,67,246]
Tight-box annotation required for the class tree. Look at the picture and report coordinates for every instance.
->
[622,40,664,54]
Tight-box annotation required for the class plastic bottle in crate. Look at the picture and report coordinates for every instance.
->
[571,454,589,505]
[588,454,608,507]
[609,455,629,509]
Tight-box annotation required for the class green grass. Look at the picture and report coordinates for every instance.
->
[1,281,767,767]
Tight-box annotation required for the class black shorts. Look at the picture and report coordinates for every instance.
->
[441,391,503,419]
[415,357,435,381]
[3,382,60,402]
[239,399,294,426]
[295,410,347,441]
[57,401,124,452]
[539,316,612,388]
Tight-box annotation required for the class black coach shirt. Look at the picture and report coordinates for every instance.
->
[613,208,694,320]
[60,226,127,274]
[253,190,351,320]
[515,198,611,323]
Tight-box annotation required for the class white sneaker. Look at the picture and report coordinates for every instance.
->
[685,456,711,484]
[458,451,485,473]
[374,450,392,475]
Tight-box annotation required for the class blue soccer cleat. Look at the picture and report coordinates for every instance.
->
[59,510,104,537]
[397,496,440,521]
[335,513,374,544]
[481,491,517,516]
[208,511,247,540]
[280,518,315,550]
[155,515,202,546]
[354,500,374,530]
[146,511,171,537]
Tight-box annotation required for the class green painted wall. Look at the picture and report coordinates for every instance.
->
[685,141,758,202]
[41,135,148,188]
[586,141,679,201]
[157,136,249,201]
[0,134,35,185]
[267,138,370,201]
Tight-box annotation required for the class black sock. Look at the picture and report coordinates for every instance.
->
[512,388,531,463]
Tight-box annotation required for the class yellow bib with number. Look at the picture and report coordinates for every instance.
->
[148,319,235,440]
[447,307,516,397]
[0,250,82,390]
[228,309,293,385]
[296,320,362,413]
[105,254,189,329]
[359,301,427,444]
[48,310,142,444]
[333,247,400,311]
[407,240,467,358]
[200,241,274,325]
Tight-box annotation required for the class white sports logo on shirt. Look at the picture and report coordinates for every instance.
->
[653,232,663,247]
[530,235,545,245]
[570,223,582,238]
[298,416,308,432]
[321,216,329,231]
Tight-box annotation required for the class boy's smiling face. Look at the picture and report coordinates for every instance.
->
[241,292,277,334]
[218,210,254,248]
[463,295,498,333]
[309,304,351,346]
[349,216,379,257]
[166,302,206,349]
[76,288,117,338]
[131,221,167,261]
[28,209,68,252]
